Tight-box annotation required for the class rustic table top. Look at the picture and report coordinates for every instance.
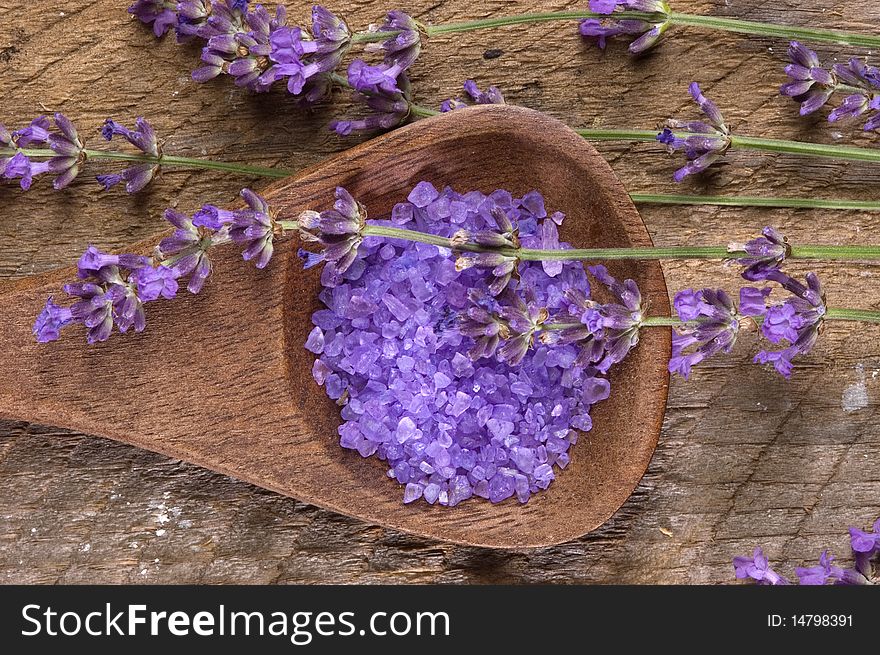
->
[1,0,878,584]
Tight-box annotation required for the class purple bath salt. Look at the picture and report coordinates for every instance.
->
[307,183,611,506]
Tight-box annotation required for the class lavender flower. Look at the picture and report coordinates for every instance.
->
[157,208,229,293]
[733,547,790,585]
[754,272,825,378]
[192,188,276,268]
[1,114,84,190]
[850,519,880,577]
[440,80,506,112]
[175,0,212,40]
[780,41,836,116]
[297,186,365,274]
[668,287,764,379]
[255,6,349,101]
[780,42,880,131]
[567,265,644,373]
[228,188,276,268]
[34,246,178,344]
[224,3,287,91]
[736,517,878,586]
[658,82,731,182]
[330,61,412,135]
[12,116,51,147]
[795,550,870,585]
[459,290,510,361]
[495,288,551,366]
[33,298,74,343]
[580,0,670,54]
[97,117,160,193]
[128,0,179,37]
[730,226,790,281]
[363,11,422,71]
[35,186,281,342]
[830,58,880,131]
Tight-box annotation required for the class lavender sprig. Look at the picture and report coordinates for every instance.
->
[781,41,880,132]
[34,188,278,343]
[1,113,285,193]
[753,272,825,378]
[293,189,880,380]
[2,113,83,190]
[131,2,429,105]
[734,518,877,585]
[657,82,731,182]
[579,0,670,54]
[97,118,161,192]
[329,62,413,135]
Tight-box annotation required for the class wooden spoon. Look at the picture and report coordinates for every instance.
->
[0,105,669,548]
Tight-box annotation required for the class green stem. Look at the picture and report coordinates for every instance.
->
[628,194,880,211]
[423,11,653,35]
[574,128,659,142]
[546,310,880,327]
[666,11,880,49]
[730,135,880,164]
[13,146,880,213]
[824,308,880,322]
[569,128,880,165]
[518,246,732,261]
[379,9,880,49]
[358,223,880,262]
[409,105,441,118]
[8,147,289,178]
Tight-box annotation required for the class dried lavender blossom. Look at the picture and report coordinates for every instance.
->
[97,117,160,193]
[830,57,880,131]
[256,6,349,101]
[780,41,836,116]
[1,113,84,190]
[297,186,365,273]
[753,271,826,378]
[222,3,287,91]
[158,208,228,294]
[194,187,277,268]
[363,10,422,71]
[128,0,179,37]
[567,264,644,373]
[850,518,880,577]
[735,517,878,585]
[306,183,607,506]
[329,61,412,135]
[668,288,764,379]
[579,0,670,54]
[780,42,880,131]
[795,551,870,585]
[440,80,506,112]
[657,82,731,182]
[730,226,790,281]
[733,547,790,585]
[33,247,177,344]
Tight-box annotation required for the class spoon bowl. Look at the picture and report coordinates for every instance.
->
[0,105,669,548]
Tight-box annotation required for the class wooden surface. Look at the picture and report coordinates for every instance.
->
[1,0,878,583]
[0,106,672,548]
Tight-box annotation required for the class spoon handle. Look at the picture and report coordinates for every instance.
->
[0,268,76,425]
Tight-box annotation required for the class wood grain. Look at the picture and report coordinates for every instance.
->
[1,0,879,582]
